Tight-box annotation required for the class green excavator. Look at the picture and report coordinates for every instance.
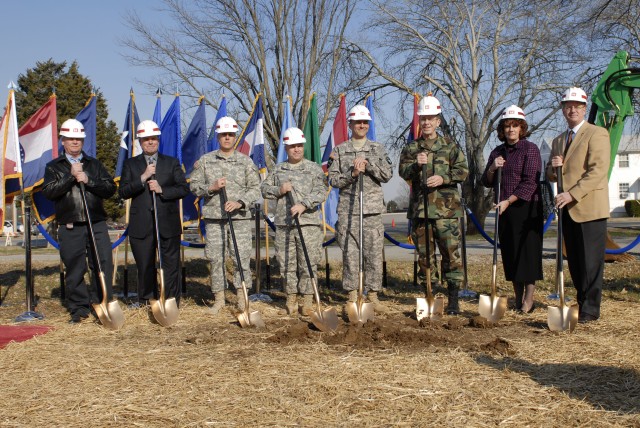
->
[589,50,640,261]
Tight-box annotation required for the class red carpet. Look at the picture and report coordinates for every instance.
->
[0,325,53,349]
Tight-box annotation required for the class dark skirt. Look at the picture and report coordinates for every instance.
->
[498,199,543,282]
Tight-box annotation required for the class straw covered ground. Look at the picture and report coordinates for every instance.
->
[1,255,640,427]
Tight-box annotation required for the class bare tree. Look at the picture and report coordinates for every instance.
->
[349,0,594,232]
[122,0,362,154]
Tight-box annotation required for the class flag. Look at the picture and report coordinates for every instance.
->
[20,95,58,224]
[181,99,207,225]
[276,96,296,164]
[182,99,207,176]
[407,93,420,142]
[153,90,162,124]
[365,94,376,141]
[115,91,141,180]
[321,94,348,228]
[321,95,348,173]
[303,94,321,164]
[237,94,267,177]
[73,94,97,158]
[207,96,227,152]
[1,84,21,226]
[159,94,181,163]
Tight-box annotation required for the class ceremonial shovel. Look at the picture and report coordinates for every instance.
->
[79,183,125,330]
[547,167,578,332]
[478,167,508,323]
[222,188,265,328]
[149,188,179,327]
[285,190,338,332]
[416,164,445,321]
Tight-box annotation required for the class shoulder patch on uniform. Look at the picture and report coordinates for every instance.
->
[327,151,335,168]
[193,160,200,169]
[385,155,392,165]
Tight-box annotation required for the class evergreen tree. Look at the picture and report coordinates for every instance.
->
[15,59,123,220]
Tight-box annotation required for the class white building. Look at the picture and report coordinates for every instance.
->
[609,135,640,217]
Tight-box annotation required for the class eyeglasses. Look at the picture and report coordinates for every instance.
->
[562,104,586,111]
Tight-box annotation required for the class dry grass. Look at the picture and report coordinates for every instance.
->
[0,256,639,427]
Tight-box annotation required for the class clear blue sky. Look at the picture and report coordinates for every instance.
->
[0,1,163,128]
[0,1,409,201]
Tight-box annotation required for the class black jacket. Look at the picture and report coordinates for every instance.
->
[42,152,116,224]
[118,153,188,239]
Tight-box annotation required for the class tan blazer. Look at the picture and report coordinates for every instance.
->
[546,122,610,222]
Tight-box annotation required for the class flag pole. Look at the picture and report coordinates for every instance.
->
[264,202,271,289]
[122,88,135,299]
[321,204,330,289]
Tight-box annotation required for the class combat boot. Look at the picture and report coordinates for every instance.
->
[236,288,246,311]
[446,282,460,315]
[368,291,389,313]
[300,294,314,316]
[208,291,226,315]
[285,294,298,315]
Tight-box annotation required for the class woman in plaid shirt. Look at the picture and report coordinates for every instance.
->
[481,105,543,314]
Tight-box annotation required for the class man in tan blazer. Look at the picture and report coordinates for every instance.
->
[546,87,610,323]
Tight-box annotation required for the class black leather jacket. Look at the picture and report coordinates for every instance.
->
[42,152,116,224]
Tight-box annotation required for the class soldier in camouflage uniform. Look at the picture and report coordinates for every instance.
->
[399,95,469,315]
[261,127,328,316]
[328,105,393,313]
[190,116,261,314]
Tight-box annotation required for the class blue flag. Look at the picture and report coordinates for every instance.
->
[114,93,140,180]
[182,101,207,225]
[159,95,181,163]
[207,96,227,153]
[153,94,162,124]
[276,97,296,164]
[365,95,376,141]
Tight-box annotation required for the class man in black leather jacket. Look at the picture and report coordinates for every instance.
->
[42,119,117,323]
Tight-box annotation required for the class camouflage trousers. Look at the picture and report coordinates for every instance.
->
[411,217,463,288]
[204,219,253,293]
[276,224,322,295]
[336,214,384,292]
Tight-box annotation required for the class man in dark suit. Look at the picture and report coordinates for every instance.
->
[546,87,610,323]
[119,120,189,306]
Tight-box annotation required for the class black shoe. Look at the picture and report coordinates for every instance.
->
[446,308,460,316]
[578,313,599,324]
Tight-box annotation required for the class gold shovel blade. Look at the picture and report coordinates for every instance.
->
[150,297,179,327]
[478,294,508,323]
[237,310,265,329]
[93,300,125,330]
[310,307,339,332]
[346,301,375,324]
[547,303,579,332]
[416,296,444,321]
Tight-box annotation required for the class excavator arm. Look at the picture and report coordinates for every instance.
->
[589,50,640,178]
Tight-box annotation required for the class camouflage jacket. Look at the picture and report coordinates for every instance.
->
[398,134,468,219]
[189,150,261,220]
[261,159,328,226]
[327,139,392,216]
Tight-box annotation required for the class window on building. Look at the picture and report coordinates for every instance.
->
[619,153,629,168]
[619,182,629,199]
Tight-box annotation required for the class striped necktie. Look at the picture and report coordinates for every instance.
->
[563,130,574,157]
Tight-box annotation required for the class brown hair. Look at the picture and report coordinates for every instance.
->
[496,118,530,142]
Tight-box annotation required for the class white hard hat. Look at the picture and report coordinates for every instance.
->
[59,119,86,138]
[417,96,442,116]
[215,116,239,133]
[136,120,161,138]
[561,87,588,104]
[501,105,526,121]
[347,105,372,122]
[282,127,306,145]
